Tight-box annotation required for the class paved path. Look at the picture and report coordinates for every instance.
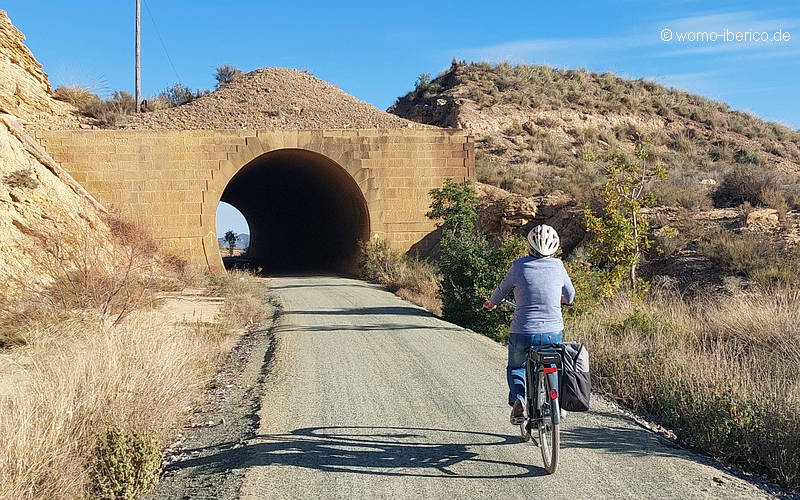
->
[233,276,766,499]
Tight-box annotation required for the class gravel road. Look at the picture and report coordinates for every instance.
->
[181,276,769,499]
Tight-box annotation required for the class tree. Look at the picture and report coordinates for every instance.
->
[214,64,243,87]
[224,231,237,257]
[428,179,523,341]
[583,143,667,295]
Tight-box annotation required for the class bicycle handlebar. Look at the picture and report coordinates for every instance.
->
[477,298,573,312]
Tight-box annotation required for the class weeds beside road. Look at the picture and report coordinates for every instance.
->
[0,271,271,499]
[568,286,800,491]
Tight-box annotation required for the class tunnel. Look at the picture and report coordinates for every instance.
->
[219,149,370,274]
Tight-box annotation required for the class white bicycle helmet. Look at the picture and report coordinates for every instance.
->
[526,224,560,257]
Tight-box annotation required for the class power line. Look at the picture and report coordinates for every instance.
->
[141,0,183,84]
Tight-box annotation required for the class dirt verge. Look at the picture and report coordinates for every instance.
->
[146,295,281,500]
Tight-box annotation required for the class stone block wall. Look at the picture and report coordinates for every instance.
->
[37,128,473,271]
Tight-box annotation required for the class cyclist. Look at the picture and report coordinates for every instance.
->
[483,224,575,424]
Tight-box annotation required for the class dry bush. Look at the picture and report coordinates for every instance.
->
[569,286,800,490]
[3,169,39,189]
[360,238,441,314]
[653,173,713,210]
[0,274,269,498]
[52,85,100,109]
[697,228,800,286]
[713,166,784,209]
[0,217,159,331]
[80,91,136,127]
[214,63,243,87]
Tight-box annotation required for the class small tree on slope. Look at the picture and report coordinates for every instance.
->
[583,143,667,296]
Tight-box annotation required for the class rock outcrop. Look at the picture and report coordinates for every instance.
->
[0,10,77,127]
[0,11,110,301]
[0,10,52,120]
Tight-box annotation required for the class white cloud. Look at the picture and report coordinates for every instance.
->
[457,9,799,64]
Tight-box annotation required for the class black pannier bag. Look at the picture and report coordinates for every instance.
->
[560,342,591,412]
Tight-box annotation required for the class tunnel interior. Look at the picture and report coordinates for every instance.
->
[219,149,370,274]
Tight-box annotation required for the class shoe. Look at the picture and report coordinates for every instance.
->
[510,399,525,425]
[560,409,568,420]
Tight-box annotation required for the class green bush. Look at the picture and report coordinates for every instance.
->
[583,148,666,295]
[427,179,524,341]
[91,428,162,499]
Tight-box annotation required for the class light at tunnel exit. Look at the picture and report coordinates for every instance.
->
[216,202,249,237]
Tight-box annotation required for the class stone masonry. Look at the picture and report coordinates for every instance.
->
[37,128,474,271]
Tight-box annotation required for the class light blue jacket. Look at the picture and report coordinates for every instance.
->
[490,256,575,334]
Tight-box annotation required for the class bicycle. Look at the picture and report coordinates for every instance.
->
[483,298,564,474]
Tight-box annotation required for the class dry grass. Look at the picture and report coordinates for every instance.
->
[0,215,161,335]
[360,238,441,315]
[568,285,800,490]
[0,271,268,498]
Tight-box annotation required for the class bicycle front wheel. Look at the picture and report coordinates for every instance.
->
[537,370,560,474]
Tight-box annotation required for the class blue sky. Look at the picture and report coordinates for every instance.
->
[4,1,799,235]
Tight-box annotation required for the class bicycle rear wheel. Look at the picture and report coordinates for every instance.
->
[537,370,559,473]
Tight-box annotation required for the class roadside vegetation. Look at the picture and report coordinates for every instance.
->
[0,215,270,498]
[359,237,441,315]
[389,63,800,490]
[361,172,799,491]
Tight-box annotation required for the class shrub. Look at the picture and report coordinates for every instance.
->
[360,238,440,314]
[427,179,524,341]
[1,216,159,327]
[569,288,800,490]
[81,91,136,127]
[713,166,782,209]
[214,63,243,87]
[653,174,712,210]
[3,168,39,189]
[697,228,800,287]
[0,273,269,497]
[733,146,765,165]
[583,147,667,295]
[155,82,207,107]
[91,428,162,499]
[53,85,101,109]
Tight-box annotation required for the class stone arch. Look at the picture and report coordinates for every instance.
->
[206,147,370,274]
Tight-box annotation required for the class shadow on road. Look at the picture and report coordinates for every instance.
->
[166,426,548,479]
[286,306,436,318]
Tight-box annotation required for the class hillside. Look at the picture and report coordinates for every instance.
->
[125,67,423,130]
[218,233,250,249]
[392,60,800,194]
[390,61,800,287]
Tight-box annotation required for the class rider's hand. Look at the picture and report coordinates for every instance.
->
[483,299,497,311]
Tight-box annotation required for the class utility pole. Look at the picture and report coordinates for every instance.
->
[135,0,141,112]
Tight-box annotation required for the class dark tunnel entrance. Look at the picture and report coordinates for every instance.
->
[219,149,370,274]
